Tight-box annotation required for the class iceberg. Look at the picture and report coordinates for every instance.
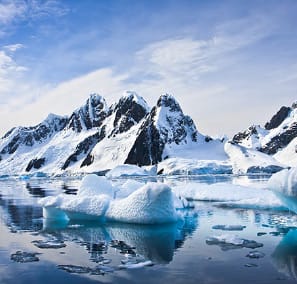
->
[40,175,181,224]
[268,167,297,213]
[106,183,180,224]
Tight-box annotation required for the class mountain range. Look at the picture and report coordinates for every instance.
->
[0,91,295,176]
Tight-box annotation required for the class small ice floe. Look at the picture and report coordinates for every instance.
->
[212,225,246,231]
[32,239,66,249]
[257,232,267,236]
[119,254,153,269]
[246,251,265,259]
[206,234,263,250]
[244,263,258,268]
[11,251,41,263]
[57,265,91,274]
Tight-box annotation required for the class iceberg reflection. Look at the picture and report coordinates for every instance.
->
[272,229,297,280]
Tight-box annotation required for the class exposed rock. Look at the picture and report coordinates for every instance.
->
[265,106,291,130]
[1,114,67,155]
[108,91,149,137]
[62,128,106,170]
[67,94,107,132]
[260,122,297,154]
[125,94,200,166]
[26,158,46,172]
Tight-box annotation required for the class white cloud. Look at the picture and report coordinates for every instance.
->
[0,1,26,24]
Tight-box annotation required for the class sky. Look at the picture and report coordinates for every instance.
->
[0,0,297,138]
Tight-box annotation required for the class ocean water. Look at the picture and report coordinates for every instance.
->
[0,176,297,284]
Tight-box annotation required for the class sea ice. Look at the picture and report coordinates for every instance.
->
[106,164,150,178]
[173,183,285,211]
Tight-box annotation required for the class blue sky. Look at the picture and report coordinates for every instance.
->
[1,0,297,137]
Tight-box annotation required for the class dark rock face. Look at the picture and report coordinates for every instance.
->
[62,127,106,170]
[109,93,149,137]
[260,122,297,154]
[26,158,46,172]
[1,115,67,155]
[67,94,107,132]
[125,109,164,166]
[232,125,259,145]
[265,106,291,130]
[125,94,199,166]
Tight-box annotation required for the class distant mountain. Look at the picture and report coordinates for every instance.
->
[232,102,297,167]
[0,91,222,175]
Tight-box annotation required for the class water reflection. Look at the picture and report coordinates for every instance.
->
[272,229,297,280]
[42,215,198,264]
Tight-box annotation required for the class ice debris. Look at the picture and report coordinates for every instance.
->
[246,251,265,259]
[206,234,263,250]
[212,225,246,231]
[11,251,41,263]
[32,239,66,249]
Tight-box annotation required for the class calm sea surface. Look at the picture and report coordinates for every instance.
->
[0,175,297,284]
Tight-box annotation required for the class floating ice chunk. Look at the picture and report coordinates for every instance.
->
[32,239,66,249]
[79,174,114,197]
[246,251,265,259]
[106,183,180,224]
[212,225,246,231]
[119,260,153,269]
[206,234,263,250]
[57,265,91,274]
[106,164,150,178]
[11,251,40,263]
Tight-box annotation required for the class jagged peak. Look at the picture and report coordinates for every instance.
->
[116,91,150,112]
[156,93,182,112]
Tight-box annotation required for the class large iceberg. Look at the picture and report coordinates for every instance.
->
[268,167,297,213]
[39,175,181,224]
[106,183,180,224]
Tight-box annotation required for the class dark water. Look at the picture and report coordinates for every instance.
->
[1,176,297,284]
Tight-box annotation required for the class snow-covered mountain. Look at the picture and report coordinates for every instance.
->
[232,102,297,167]
[0,91,224,175]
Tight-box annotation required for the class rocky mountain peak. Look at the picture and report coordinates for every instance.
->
[156,93,182,113]
[67,93,108,132]
[264,106,291,130]
[109,91,149,136]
